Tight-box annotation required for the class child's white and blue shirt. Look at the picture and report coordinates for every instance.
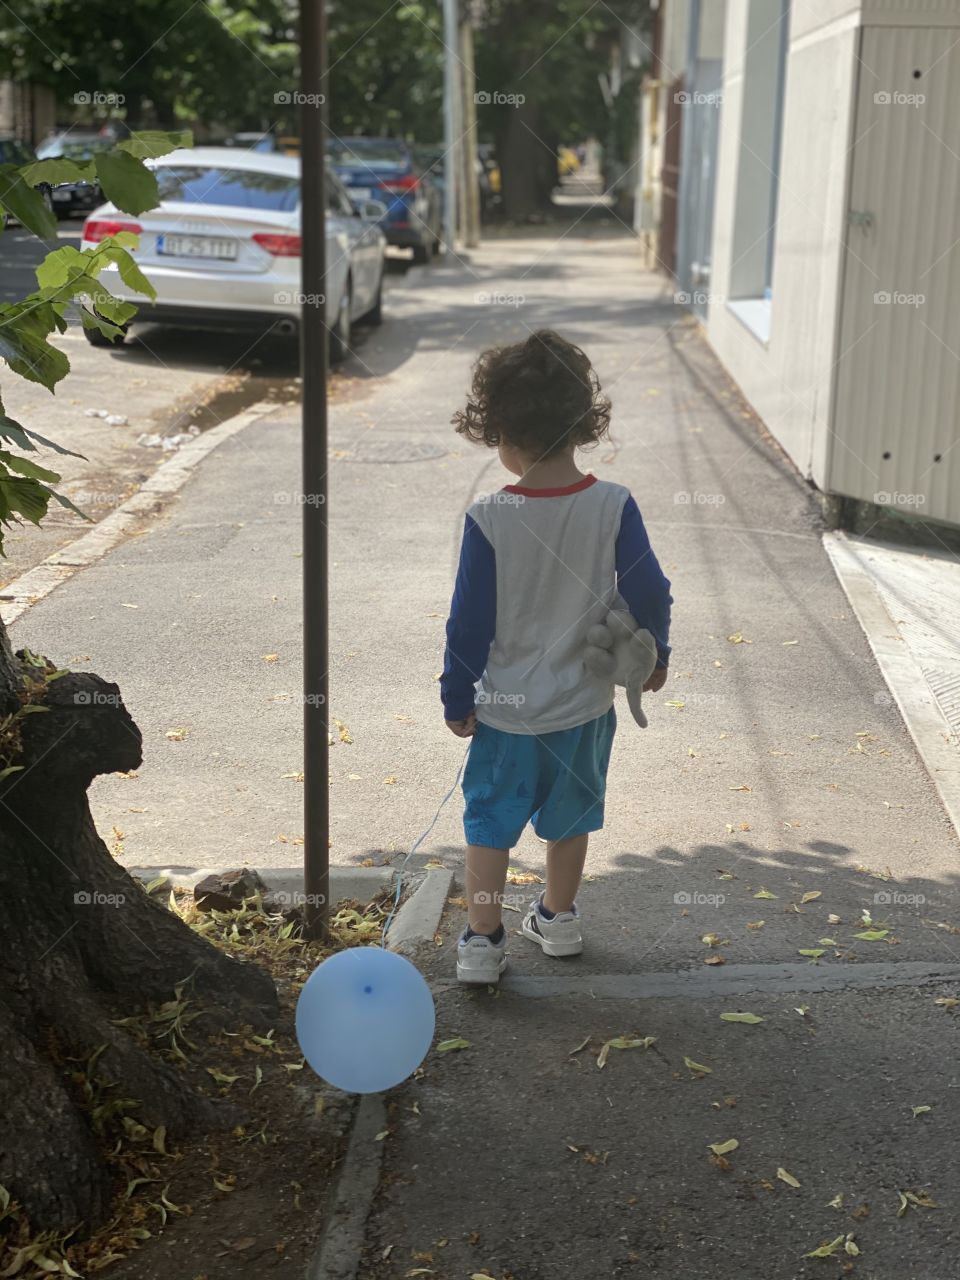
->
[441,475,672,735]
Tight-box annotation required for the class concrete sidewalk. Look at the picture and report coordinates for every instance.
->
[8,227,960,1278]
[824,531,960,839]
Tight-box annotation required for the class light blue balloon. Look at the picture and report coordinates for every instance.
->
[295,947,435,1093]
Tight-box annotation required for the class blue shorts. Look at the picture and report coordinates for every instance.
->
[462,707,617,849]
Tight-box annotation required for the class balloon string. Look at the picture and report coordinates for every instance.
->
[380,742,471,947]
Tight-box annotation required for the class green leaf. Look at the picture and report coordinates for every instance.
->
[436,1037,470,1052]
[719,1012,765,1024]
[707,1138,738,1155]
[95,149,159,216]
[804,1234,845,1258]
[0,163,57,239]
[776,1166,801,1187]
[94,241,156,300]
[118,130,193,161]
[0,409,84,458]
[19,156,96,188]
[0,303,70,389]
[854,929,889,941]
[34,244,88,291]
[0,449,60,484]
[596,1035,656,1069]
[683,1056,712,1075]
[799,948,826,959]
[0,475,51,526]
[205,1067,240,1086]
[49,488,89,520]
[753,888,777,899]
[911,1105,932,1118]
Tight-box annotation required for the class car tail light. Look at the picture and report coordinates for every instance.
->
[380,175,420,194]
[83,218,143,243]
[252,232,302,257]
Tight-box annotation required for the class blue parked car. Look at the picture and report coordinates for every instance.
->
[327,136,442,264]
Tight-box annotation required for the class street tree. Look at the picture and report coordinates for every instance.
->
[474,0,650,219]
[0,140,277,1239]
[0,0,298,130]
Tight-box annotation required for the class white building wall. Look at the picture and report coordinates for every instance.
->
[706,1,861,485]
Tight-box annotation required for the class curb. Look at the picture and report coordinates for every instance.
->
[306,1094,387,1280]
[304,866,453,1280]
[1,401,278,625]
[823,531,960,840]
[385,866,454,955]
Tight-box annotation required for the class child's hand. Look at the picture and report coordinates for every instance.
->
[643,665,668,693]
[446,711,477,737]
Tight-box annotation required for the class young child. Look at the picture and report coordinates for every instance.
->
[441,329,673,985]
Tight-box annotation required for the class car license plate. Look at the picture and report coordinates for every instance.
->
[51,189,72,201]
[350,187,373,201]
[157,234,238,260]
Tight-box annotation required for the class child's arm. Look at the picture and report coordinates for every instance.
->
[615,495,672,672]
[440,514,496,729]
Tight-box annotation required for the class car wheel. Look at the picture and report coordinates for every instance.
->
[84,320,127,348]
[329,283,352,363]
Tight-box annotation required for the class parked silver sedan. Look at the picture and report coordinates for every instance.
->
[81,147,386,361]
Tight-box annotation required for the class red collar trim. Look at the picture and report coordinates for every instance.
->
[502,474,597,498]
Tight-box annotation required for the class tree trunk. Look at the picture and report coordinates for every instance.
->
[0,619,278,1234]
[498,100,552,221]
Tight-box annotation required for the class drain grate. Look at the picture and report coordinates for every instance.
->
[332,439,447,464]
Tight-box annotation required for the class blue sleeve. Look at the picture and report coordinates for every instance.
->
[615,495,672,667]
[440,514,497,719]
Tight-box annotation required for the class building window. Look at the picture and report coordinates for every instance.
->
[727,0,790,342]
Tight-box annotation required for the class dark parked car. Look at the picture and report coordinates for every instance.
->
[35,132,114,217]
[0,136,36,167]
[327,136,442,263]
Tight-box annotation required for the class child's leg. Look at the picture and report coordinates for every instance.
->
[466,843,510,934]
[543,833,589,914]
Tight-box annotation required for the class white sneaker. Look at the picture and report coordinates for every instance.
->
[456,929,508,985]
[521,895,583,957]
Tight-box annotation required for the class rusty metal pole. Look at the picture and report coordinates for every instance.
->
[301,0,329,940]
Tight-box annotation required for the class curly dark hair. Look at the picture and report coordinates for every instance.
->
[451,329,612,458]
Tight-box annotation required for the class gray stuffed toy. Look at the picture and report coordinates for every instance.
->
[583,608,658,728]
